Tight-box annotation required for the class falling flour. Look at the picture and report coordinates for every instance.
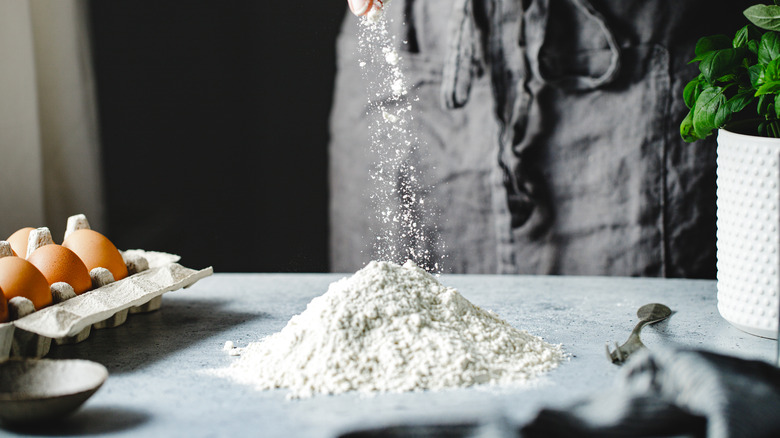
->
[356,1,445,272]
[214,260,565,399]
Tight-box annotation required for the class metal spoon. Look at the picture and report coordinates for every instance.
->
[606,303,672,364]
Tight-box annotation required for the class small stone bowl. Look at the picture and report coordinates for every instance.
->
[0,358,108,424]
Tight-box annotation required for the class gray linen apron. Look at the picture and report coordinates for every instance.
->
[329,0,750,277]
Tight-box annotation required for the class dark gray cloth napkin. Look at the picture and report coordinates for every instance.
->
[339,348,780,438]
[521,348,780,438]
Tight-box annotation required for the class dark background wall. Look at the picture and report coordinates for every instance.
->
[88,1,346,272]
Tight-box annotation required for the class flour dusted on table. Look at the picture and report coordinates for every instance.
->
[214,260,565,399]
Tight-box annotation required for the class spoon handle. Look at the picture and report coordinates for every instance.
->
[607,303,672,364]
[620,321,649,356]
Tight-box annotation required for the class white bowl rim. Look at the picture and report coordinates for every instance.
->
[0,358,108,402]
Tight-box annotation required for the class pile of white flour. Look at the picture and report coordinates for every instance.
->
[214,260,565,399]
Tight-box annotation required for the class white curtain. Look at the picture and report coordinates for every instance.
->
[0,0,104,244]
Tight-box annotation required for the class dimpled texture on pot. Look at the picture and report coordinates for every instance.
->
[716,129,780,339]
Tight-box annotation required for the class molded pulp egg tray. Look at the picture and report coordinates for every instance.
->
[0,250,213,360]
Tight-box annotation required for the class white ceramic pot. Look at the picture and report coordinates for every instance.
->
[716,128,780,339]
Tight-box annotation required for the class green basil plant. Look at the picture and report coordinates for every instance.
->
[681,2,780,141]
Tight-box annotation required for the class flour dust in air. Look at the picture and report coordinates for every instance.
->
[357,1,445,272]
[213,260,565,399]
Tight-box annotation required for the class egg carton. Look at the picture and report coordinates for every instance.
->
[0,250,213,360]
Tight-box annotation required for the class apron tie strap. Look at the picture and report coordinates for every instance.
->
[441,0,482,109]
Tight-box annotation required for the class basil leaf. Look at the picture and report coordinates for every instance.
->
[767,58,780,81]
[692,86,726,138]
[691,35,733,62]
[749,39,760,54]
[745,5,780,32]
[775,92,780,118]
[699,48,744,82]
[734,26,750,48]
[756,80,780,95]
[715,101,731,127]
[680,111,698,142]
[718,73,738,83]
[734,25,763,49]
[759,32,780,64]
[683,78,703,109]
[749,63,764,88]
[727,90,755,113]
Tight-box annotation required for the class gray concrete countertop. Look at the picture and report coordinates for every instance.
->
[6,273,774,437]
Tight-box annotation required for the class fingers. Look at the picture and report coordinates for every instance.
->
[347,0,373,17]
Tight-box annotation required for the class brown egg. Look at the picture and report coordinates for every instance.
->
[27,244,92,295]
[7,227,34,258]
[0,257,52,310]
[0,286,8,323]
[62,229,128,281]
